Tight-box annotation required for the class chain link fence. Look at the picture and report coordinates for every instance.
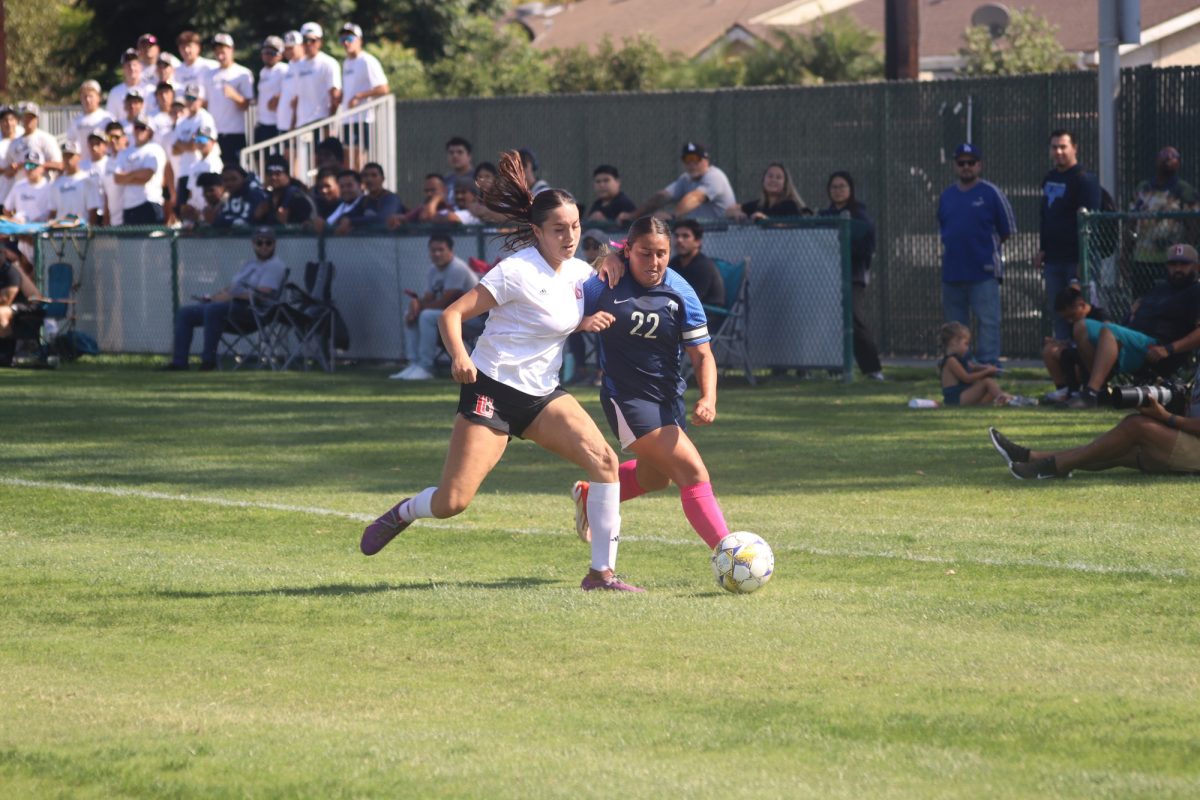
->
[33,221,856,374]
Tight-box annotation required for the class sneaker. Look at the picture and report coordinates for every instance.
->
[1006,394,1039,407]
[580,571,646,592]
[388,366,415,380]
[866,371,885,381]
[572,481,591,543]
[1043,386,1070,403]
[1009,457,1068,480]
[400,364,434,380]
[1066,390,1098,409]
[988,427,1030,466]
[360,498,412,555]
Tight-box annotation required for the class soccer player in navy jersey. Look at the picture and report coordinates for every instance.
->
[572,217,734,551]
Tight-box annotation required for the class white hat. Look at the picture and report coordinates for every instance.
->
[283,31,303,47]
[212,33,234,48]
[183,83,205,99]
[158,52,180,67]
[340,22,363,39]
[300,22,323,39]
[261,35,284,52]
[80,79,102,93]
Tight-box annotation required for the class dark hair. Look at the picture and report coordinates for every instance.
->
[474,162,497,180]
[673,218,703,240]
[1049,129,1076,146]
[446,136,472,153]
[177,31,202,46]
[454,177,477,197]
[1054,284,1087,312]
[221,163,247,177]
[517,148,538,173]
[827,170,859,210]
[626,216,671,247]
[316,137,345,161]
[197,172,222,188]
[484,150,576,252]
[104,120,125,133]
[362,162,384,178]
[336,169,361,183]
[315,167,338,183]
[593,164,619,179]
[424,173,446,185]
[429,233,454,250]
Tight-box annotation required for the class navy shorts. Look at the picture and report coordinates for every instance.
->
[457,371,567,439]
[601,389,687,451]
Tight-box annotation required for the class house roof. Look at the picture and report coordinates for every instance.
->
[509,0,1200,59]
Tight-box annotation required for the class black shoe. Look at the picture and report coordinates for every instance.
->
[1009,456,1068,480]
[988,427,1029,466]
[197,362,217,372]
[159,362,189,371]
[1066,389,1098,409]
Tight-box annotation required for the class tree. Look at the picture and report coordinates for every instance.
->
[426,16,551,98]
[549,34,691,94]
[959,10,1077,76]
[4,0,82,102]
[742,14,883,86]
[366,40,431,100]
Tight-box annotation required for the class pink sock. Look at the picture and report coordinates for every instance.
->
[619,460,647,502]
[680,482,729,549]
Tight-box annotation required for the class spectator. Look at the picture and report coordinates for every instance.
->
[48,141,101,225]
[107,50,144,119]
[3,151,52,223]
[113,117,167,225]
[341,162,402,232]
[1041,285,1109,404]
[70,80,114,155]
[474,161,497,196]
[727,162,807,221]
[255,36,288,143]
[821,170,885,380]
[172,84,219,183]
[517,148,549,195]
[565,228,610,384]
[315,137,345,172]
[205,33,254,167]
[80,129,110,224]
[0,106,24,207]
[136,33,161,82]
[444,137,474,207]
[391,173,452,227]
[1,245,45,340]
[274,31,304,135]
[315,168,363,234]
[174,31,217,90]
[938,322,1018,407]
[586,164,636,223]
[189,172,226,229]
[119,89,147,138]
[213,164,268,229]
[666,220,724,306]
[467,161,506,223]
[159,95,188,203]
[263,154,315,225]
[1129,146,1198,299]
[389,233,480,381]
[938,143,1015,369]
[339,23,388,147]
[13,103,63,174]
[1036,129,1102,341]
[1069,243,1200,408]
[179,123,223,217]
[100,122,128,226]
[308,167,341,226]
[156,52,180,89]
[162,228,288,371]
[150,83,177,141]
[448,178,481,225]
[295,22,343,128]
[631,141,736,221]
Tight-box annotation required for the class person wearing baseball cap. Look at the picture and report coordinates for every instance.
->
[1129,146,1199,298]
[157,51,181,87]
[263,153,316,225]
[48,137,102,226]
[71,79,115,156]
[275,32,305,133]
[137,33,161,73]
[4,149,52,225]
[256,36,288,142]
[339,21,388,150]
[112,114,167,225]
[296,23,343,127]
[120,89,146,137]
[177,120,224,219]
[207,32,254,166]
[172,82,218,183]
[630,139,736,221]
[0,106,23,204]
[12,102,64,174]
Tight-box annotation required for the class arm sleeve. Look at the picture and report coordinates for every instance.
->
[1081,172,1102,212]
[582,274,605,315]
[993,186,1017,238]
[478,262,510,305]
[678,281,711,347]
[367,54,387,88]
[665,175,685,200]
[241,71,256,102]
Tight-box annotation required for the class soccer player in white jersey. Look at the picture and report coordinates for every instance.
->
[361,151,643,592]
[70,80,114,155]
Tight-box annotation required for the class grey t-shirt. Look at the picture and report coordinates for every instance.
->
[426,256,478,298]
[665,165,736,220]
[230,256,288,296]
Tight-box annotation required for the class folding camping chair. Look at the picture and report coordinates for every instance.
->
[278,261,344,373]
[685,256,754,385]
[217,269,290,370]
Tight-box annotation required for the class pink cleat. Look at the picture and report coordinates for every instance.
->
[360,499,412,556]
[572,480,591,543]
[580,570,646,592]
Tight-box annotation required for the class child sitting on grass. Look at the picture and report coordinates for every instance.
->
[938,322,1036,407]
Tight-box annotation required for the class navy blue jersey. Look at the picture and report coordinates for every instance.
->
[583,269,711,402]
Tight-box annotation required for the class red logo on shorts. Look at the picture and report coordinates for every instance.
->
[474,394,495,418]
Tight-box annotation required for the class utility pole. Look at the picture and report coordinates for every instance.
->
[1099,0,1141,195]
[885,0,920,80]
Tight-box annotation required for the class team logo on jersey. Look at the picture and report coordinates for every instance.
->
[474,394,495,418]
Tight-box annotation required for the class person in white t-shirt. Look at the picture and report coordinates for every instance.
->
[150,83,178,140]
[79,129,110,224]
[3,151,53,223]
[172,85,219,182]
[255,36,288,143]
[274,31,304,134]
[13,104,63,174]
[48,141,102,225]
[107,50,145,119]
[360,150,641,592]
[180,123,224,218]
[119,89,147,138]
[114,117,166,225]
[205,33,254,166]
[70,80,115,155]
[136,33,161,81]
[156,52,181,90]
[101,122,129,226]
[338,22,388,154]
[0,106,25,206]
[294,23,342,128]
[173,30,217,90]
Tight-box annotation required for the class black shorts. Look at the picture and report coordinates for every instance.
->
[601,389,687,451]
[457,371,567,439]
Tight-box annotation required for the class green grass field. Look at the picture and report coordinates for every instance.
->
[2,361,1197,799]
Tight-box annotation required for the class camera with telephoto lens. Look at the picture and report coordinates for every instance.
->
[1101,381,1190,414]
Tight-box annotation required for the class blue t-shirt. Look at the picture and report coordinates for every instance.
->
[583,269,710,403]
[938,180,1016,283]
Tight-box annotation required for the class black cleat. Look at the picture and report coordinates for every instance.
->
[988,427,1030,466]
[1009,456,1068,480]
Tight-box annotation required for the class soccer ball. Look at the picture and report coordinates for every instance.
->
[711,531,774,594]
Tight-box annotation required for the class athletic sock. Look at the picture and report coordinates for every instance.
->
[587,481,621,572]
[680,482,729,549]
[618,459,647,502]
[398,487,437,523]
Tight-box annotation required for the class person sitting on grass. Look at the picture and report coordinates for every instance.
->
[938,322,1034,407]
[1041,285,1109,404]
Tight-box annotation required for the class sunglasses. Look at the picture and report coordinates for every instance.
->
[303,37,319,43]
[23,163,39,170]
[682,155,702,165]
[956,159,978,166]
[339,36,356,43]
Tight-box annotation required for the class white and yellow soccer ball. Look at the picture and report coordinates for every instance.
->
[711,531,774,594]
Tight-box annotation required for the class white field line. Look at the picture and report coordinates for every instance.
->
[3,477,1189,579]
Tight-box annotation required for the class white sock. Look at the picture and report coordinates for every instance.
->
[587,481,621,572]
[398,487,437,523]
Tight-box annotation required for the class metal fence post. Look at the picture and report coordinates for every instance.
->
[842,218,855,384]
[170,230,180,317]
[1078,209,1092,288]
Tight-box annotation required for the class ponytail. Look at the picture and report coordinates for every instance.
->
[484,150,576,252]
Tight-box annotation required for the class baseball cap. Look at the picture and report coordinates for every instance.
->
[253,226,277,241]
[300,22,323,39]
[1166,243,1198,263]
[132,115,153,132]
[184,83,205,99]
[265,154,289,172]
[62,140,81,155]
[283,31,303,47]
[212,33,234,48]
[125,89,144,102]
[138,33,158,46]
[121,48,138,64]
[194,123,217,141]
[24,151,45,166]
[954,142,983,161]
[87,127,108,141]
[21,101,40,118]
[262,35,284,52]
[80,79,102,93]
[0,105,16,118]
[681,141,708,160]
[158,52,180,67]
[1157,146,1181,163]
[340,22,363,38]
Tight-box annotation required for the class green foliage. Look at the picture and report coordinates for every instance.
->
[365,40,431,100]
[549,34,688,93]
[742,14,884,86]
[959,9,1078,76]
[427,16,551,98]
[3,0,80,102]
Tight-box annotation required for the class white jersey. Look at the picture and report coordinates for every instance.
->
[150,111,175,142]
[175,57,217,90]
[49,170,101,220]
[257,62,288,128]
[4,177,54,223]
[205,63,254,135]
[340,51,386,124]
[295,51,341,126]
[119,141,166,208]
[472,246,593,396]
[70,108,115,154]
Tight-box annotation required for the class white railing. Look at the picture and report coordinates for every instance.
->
[240,95,397,191]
